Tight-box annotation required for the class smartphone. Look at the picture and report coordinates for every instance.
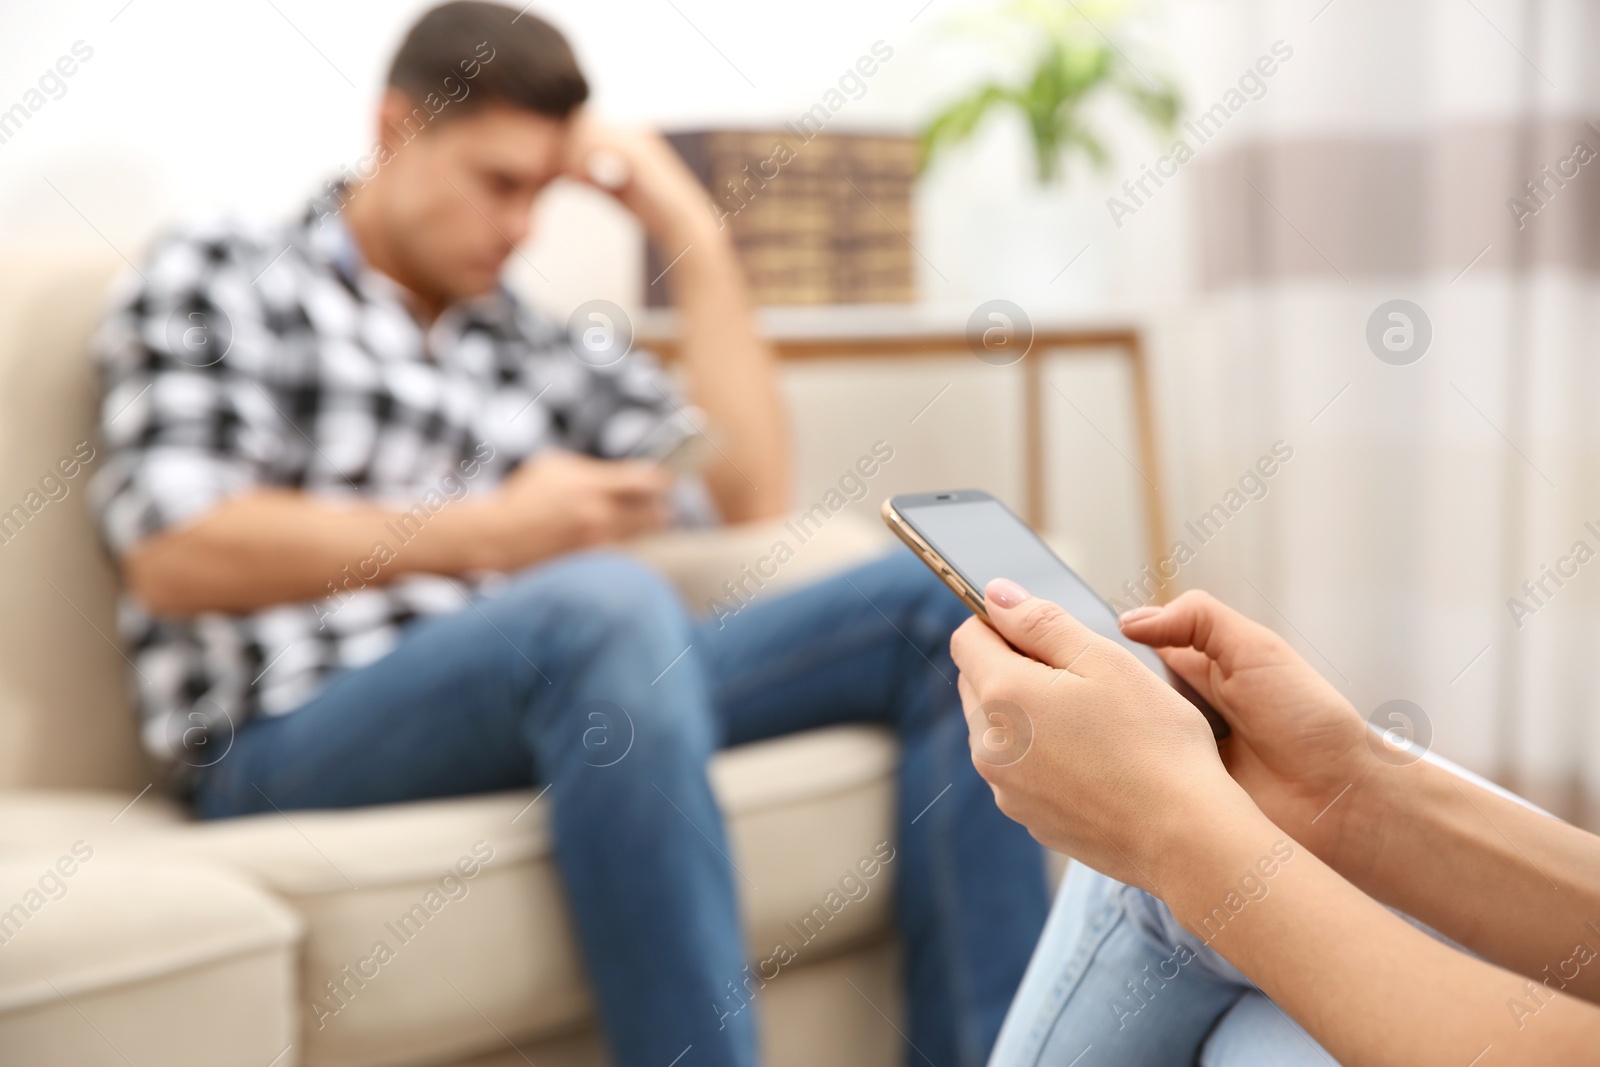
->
[656,433,714,476]
[638,405,716,476]
[883,489,1229,741]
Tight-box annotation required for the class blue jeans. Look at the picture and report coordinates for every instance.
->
[988,863,1333,1067]
[991,860,1479,1066]
[193,550,1049,1067]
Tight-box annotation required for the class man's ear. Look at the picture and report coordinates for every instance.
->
[375,88,423,154]
[555,107,589,179]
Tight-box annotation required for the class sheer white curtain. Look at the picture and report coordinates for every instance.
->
[1141,0,1600,823]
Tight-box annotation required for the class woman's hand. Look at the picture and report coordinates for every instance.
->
[1117,591,1380,877]
[949,578,1251,895]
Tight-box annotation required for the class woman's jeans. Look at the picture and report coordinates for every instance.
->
[993,796,1499,1066]
[989,862,1337,1066]
[192,550,1050,1067]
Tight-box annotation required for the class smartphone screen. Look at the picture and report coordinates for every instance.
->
[890,489,1228,740]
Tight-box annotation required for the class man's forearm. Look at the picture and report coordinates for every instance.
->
[661,218,790,521]
[124,489,504,616]
[1336,758,1600,1003]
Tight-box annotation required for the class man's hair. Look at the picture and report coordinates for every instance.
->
[387,2,588,119]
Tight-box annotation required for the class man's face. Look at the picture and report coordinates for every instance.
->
[371,93,569,305]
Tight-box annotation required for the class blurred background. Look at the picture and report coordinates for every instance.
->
[2,0,1597,826]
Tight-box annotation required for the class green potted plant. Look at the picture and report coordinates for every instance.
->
[919,0,1181,183]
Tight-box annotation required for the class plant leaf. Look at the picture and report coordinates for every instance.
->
[917,1,1183,183]
[918,83,1020,173]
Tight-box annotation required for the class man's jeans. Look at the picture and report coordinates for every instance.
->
[193,550,1050,1067]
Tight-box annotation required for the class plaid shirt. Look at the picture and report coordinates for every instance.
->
[88,206,702,776]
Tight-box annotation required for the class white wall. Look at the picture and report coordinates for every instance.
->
[0,0,1187,310]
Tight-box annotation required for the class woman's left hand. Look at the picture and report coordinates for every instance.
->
[949,578,1250,895]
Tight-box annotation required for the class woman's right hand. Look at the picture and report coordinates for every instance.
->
[1118,591,1381,876]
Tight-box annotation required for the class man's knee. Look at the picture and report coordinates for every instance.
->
[497,550,690,642]
[497,553,713,760]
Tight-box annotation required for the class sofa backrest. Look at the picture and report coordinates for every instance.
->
[0,253,151,791]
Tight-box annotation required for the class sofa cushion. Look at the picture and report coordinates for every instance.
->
[0,789,189,844]
[0,723,901,1067]
[0,855,301,1066]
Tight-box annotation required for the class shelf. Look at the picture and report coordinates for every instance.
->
[634,303,1141,345]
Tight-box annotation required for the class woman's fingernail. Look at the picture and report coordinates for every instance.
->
[1119,606,1161,626]
[986,578,1031,609]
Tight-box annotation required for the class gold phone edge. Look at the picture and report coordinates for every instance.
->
[879,498,991,622]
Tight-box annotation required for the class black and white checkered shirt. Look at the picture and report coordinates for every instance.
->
[89,205,702,773]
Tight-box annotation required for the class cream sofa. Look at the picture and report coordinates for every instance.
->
[0,255,910,1067]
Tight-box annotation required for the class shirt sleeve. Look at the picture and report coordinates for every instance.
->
[87,228,290,556]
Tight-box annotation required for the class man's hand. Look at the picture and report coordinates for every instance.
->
[480,451,671,571]
[563,114,717,247]
[1118,591,1379,878]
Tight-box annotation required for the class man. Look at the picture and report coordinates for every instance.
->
[88,4,1047,1065]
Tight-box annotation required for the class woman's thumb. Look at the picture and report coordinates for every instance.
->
[983,578,1099,673]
